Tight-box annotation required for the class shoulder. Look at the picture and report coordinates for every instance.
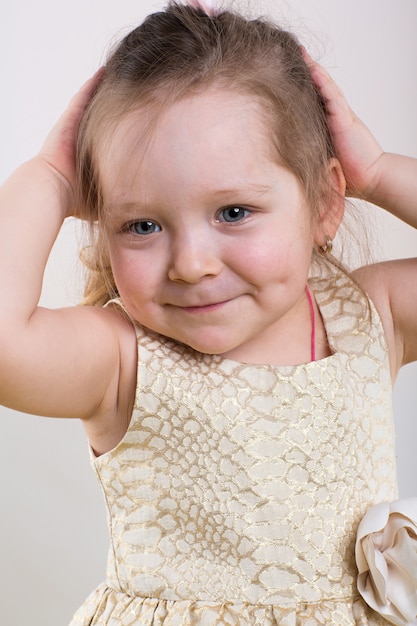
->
[353,258,417,380]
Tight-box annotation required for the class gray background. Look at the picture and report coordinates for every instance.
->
[1,1,416,624]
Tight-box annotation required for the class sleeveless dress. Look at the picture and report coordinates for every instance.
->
[69,265,398,625]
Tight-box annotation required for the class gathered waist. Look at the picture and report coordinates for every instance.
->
[69,583,386,625]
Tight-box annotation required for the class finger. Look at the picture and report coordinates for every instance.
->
[43,67,105,149]
[40,68,105,188]
[63,67,105,129]
[302,51,352,121]
[300,45,314,66]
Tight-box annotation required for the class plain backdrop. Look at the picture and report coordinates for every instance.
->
[1,1,416,624]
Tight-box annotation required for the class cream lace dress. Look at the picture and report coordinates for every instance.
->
[69,266,398,625]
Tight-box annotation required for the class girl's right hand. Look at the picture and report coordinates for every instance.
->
[38,68,104,215]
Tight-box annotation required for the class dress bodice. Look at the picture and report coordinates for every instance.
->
[70,264,398,625]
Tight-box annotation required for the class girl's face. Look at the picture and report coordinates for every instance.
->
[99,89,325,365]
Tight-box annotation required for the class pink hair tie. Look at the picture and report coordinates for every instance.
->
[187,0,219,16]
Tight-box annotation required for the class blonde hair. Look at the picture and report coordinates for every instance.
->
[77,1,338,306]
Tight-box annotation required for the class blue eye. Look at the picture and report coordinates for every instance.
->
[218,206,250,223]
[128,220,161,235]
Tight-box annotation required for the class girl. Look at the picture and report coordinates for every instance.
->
[1,1,416,624]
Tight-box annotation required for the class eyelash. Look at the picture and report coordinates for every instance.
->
[124,206,252,236]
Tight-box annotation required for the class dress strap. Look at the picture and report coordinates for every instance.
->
[305,285,316,362]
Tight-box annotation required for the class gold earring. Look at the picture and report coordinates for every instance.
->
[318,236,333,256]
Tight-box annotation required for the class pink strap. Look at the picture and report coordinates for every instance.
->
[305,285,316,362]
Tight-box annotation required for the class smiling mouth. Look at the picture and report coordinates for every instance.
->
[174,299,234,313]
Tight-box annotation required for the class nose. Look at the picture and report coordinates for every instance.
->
[168,231,222,283]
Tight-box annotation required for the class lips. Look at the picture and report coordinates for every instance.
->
[181,300,230,312]
[167,297,236,313]
[165,284,249,312]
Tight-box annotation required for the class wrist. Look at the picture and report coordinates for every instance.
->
[29,156,74,219]
[357,152,387,205]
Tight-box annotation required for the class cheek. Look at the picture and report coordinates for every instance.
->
[239,228,314,284]
[107,248,141,298]
[108,246,164,308]
[107,246,126,288]
[239,233,297,270]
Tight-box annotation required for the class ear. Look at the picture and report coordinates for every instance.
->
[314,158,346,245]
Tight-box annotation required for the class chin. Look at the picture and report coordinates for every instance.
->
[174,332,238,357]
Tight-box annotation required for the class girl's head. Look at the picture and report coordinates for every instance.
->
[77,1,344,307]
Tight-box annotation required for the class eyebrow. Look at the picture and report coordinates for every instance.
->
[105,182,273,215]
[210,183,273,199]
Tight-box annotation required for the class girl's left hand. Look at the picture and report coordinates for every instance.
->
[303,49,384,200]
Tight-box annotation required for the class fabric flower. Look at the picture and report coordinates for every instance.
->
[355,498,417,625]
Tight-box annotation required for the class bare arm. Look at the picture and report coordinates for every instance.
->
[305,51,417,376]
[0,74,136,435]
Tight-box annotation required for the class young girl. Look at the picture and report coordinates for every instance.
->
[1,1,416,624]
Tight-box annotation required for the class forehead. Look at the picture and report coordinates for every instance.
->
[96,88,278,192]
